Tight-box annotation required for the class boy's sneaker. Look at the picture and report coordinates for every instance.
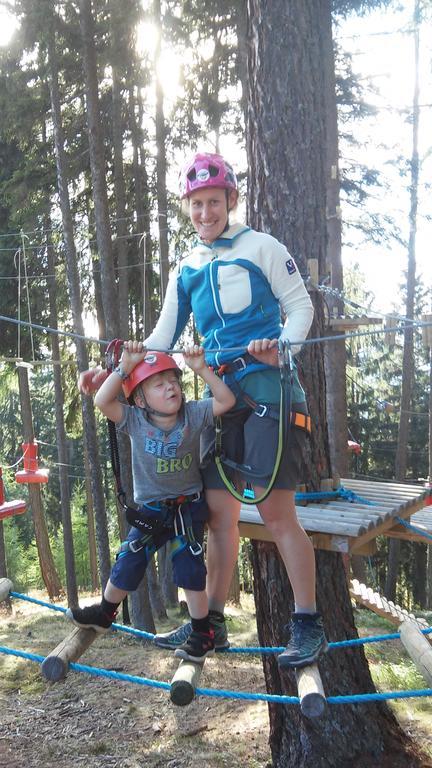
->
[65,604,115,634]
[154,610,229,650]
[174,629,215,663]
[277,613,328,669]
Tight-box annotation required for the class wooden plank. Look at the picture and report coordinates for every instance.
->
[399,621,432,686]
[170,660,204,706]
[352,498,426,550]
[41,626,98,681]
[0,577,13,602]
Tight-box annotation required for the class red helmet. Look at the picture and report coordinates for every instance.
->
[179,152,237,198]
[122,352,181,402]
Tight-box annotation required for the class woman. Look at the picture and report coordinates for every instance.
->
[146,152,327,668]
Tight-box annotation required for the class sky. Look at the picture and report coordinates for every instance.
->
[336,2,432,316]
[0,2,430,320]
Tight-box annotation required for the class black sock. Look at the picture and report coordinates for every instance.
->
[191,614,211,634]
[208,609,225,622]
[101,597,120,618]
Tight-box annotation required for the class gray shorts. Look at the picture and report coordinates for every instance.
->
[201,402,308,492]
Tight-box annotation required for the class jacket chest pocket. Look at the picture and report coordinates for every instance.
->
[217,264,252,314]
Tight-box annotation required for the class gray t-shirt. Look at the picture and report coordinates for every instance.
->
[117,399,214,505]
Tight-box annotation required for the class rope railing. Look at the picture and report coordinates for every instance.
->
[0,644,431,706]
[9,590,432,652]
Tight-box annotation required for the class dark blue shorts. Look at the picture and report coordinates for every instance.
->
[201,402,308,491]
[110,498,208,592]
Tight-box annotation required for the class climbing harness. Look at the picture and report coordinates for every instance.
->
[214,340,311,505]
[104,339,203,557]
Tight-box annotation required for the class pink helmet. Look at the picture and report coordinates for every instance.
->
[179,152,237,198]
[122,351,181,402]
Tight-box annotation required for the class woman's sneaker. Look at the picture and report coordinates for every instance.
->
[66,604,115,633]
[174,630,215,663]
[154,610,229,650]
[277,612,328,669]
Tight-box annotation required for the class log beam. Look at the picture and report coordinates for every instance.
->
[41,626,98,682]
[399,620,432,686]
[295,663,327,718]
[0,577,13,602]
[170,659,204,706]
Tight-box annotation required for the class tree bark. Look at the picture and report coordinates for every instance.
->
[128,83,153,336]
[321,3,348,483]
[45,216,78,608]
[251,543,425,767]
[153,0,170,302]
[386,3,420,601]
[245,0,422,763]
[79,0,120,340]
[45,7,111,587]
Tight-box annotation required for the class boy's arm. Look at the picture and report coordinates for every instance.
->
[183,345,236,417]
[94,370,125,423]
[94,340,147,422]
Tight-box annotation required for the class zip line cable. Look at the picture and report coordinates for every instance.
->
[1,313,432,359]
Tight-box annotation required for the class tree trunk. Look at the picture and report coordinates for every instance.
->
[153,0,170,302]
[227,561,241,605]
[157,546,178,608]
[412,543,427,608]
[45,10,111,587]
[147,557,168,621]
[17,366,62,599]
[245,0,421,762]
[128,83,153,336]
[84,447,99,591]
[79,0,120,340]
[386,4,420,601]
[110,2,129,339]
[321,3,348,483]
[45,217,78,608]
[129,573,156,634]
[251,543,424,767]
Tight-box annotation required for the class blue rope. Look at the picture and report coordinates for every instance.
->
[1,645,431,705]
[9,591,432,652]
[395,516,432,542]
[10,592,155,640]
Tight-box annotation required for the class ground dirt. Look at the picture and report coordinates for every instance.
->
[1,594,432,768]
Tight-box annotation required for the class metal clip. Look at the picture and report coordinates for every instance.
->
[189,541,203,556]
[232,356,247,371]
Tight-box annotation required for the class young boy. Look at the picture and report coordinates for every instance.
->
[67,340,235,662]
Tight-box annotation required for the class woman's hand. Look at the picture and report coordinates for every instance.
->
[247,338,279,367]
[183,343,207,373]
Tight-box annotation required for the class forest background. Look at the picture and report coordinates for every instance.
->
[0,0,431,644]
[0,0,432,766]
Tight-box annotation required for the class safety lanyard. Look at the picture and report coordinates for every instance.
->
[214,340,293,505]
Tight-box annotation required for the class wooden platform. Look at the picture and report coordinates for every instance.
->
[386,505,432,543]
[238,478,430,553]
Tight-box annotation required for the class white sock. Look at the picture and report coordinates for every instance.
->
[294,604,316,615]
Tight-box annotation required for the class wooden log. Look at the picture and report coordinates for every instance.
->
[399,621,432,686]
[307,258,319,287]
[170,659,204,706]
[296,663,327,718]
[0,577,13,602]
[41,626,98,682]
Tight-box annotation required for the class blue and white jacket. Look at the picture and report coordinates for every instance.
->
[145,223,314,378]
